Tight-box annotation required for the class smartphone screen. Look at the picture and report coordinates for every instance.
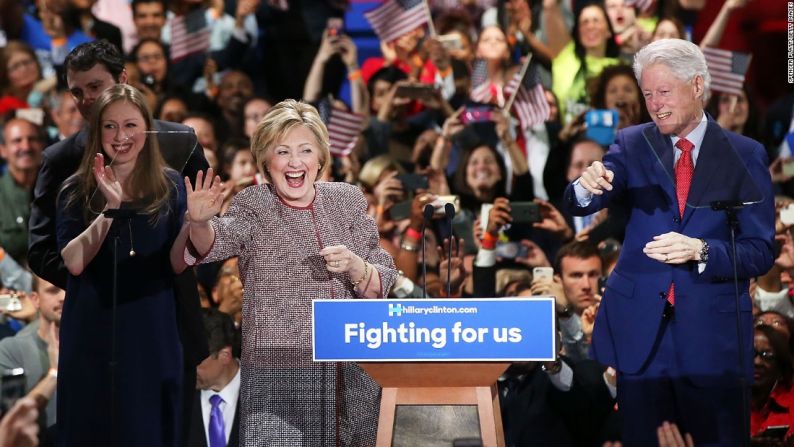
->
[460,107,492,125]
[1,368,25,416]
[510,202,541,224]
[396,173,429,192]
[533,267,553,280]
[585,109,618,147]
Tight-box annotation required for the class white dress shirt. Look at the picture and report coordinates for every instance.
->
[200,366,241,445]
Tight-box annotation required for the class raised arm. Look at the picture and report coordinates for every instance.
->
[303,31,338,103]
[60,155,122,276]
[543,0,572,58]
[183,169,223,257]
[699,0,747,49]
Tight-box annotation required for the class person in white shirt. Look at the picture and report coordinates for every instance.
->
[189,308,241,447]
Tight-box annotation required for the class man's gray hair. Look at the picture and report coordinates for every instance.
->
[633,39,711,94]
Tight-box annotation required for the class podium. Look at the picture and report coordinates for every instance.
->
[312,298,556,447]
[360,362,509,447]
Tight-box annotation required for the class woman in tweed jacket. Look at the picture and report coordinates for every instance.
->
[176,99,397,446]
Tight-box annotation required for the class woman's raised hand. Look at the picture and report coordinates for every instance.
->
[93,153,123,209]
[185,168,223,223]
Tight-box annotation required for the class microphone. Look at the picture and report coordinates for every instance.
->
[421,204,434,299]
[444,203,456,297]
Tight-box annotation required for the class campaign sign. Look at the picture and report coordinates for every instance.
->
[312,298,555,362]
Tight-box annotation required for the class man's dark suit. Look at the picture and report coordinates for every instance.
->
[27,119,210,444]
[187,391,240,447]
[564,118,775,445]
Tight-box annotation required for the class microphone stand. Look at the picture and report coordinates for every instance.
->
[445,203,456,297]
[101,207,137,447]
[421,204,434,299]
[710,200,749,447]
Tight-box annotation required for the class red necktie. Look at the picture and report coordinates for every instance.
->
[667,138,695,306]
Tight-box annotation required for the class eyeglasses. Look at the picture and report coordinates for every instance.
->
[755,319,786,328]
[137,53,164,64]
[754,350,776,361]
[8,58,35,73]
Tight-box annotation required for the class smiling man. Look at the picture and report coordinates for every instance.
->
[0,118,45,265]
[564,39,775,445]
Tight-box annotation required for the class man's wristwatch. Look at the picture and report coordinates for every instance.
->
[541,359,563,375]
[699,239,709,263]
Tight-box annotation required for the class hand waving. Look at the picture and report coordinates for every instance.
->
[185,168,223,223]
[93,153,123,209]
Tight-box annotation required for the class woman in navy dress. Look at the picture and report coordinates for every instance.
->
[55,84,186,446]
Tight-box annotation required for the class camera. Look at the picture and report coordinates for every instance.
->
[0,294,22,313]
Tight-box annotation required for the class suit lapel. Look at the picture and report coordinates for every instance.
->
[641,125,676,204]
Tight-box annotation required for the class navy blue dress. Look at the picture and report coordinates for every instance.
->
[55,169,185,446]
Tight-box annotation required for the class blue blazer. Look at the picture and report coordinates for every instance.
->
[563,119,775,384]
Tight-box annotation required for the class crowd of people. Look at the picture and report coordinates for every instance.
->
[0,0,788,445]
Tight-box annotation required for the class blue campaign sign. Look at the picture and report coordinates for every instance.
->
[312,298,556,362]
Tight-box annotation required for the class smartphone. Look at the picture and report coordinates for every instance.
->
[510,202,541,224]
[141,73,156,88]
[782,203,794,225]
[396,173,429,192]
[0,294,21,313]
[460,106,493,125]
[760,425,789,440]
[326,17,344,36]
[585,109,619,147]
[432,195,460,216]
[0,368,25,416]
[438,33,463,51]
[783,159,794,178]
[533,267,554,281]
[390,200,412,221]
[495,241,529,259]
[395,83,436,100]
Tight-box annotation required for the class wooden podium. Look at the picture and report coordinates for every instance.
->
[359,362,510,447]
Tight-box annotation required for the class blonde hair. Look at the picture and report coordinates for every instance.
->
[358,154,405,191]
[250,99,330,182]
[61,84,171,222]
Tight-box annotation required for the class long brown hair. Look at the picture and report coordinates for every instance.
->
[61,84,172,223]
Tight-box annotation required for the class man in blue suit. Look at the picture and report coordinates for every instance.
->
[564,39,775,446]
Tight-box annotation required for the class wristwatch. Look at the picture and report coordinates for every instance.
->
[699,239,709,263]
[541,359,563,375]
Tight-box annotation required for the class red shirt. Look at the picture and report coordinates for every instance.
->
[751,382,794,439]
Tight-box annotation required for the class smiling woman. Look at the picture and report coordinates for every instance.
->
[54,84,187,445]
[176,99,398,446]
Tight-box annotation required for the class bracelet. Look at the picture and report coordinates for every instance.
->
[351,262,370,287]
[401,242,418,252]
[347,69,362,81]
[699,239,709,263]
[405,227,422,242]
[48,368,58,379]
[541,359,562,375]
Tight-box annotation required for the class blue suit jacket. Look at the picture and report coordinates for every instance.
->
[563,119,775,384]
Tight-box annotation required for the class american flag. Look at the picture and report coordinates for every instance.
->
[169,9,211,62]
[625,0,654,14]
[318,100,364,157]
[364,0,431,43]
[470,58,492,103]
[702,47,751,96]
[503,62,550,129]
